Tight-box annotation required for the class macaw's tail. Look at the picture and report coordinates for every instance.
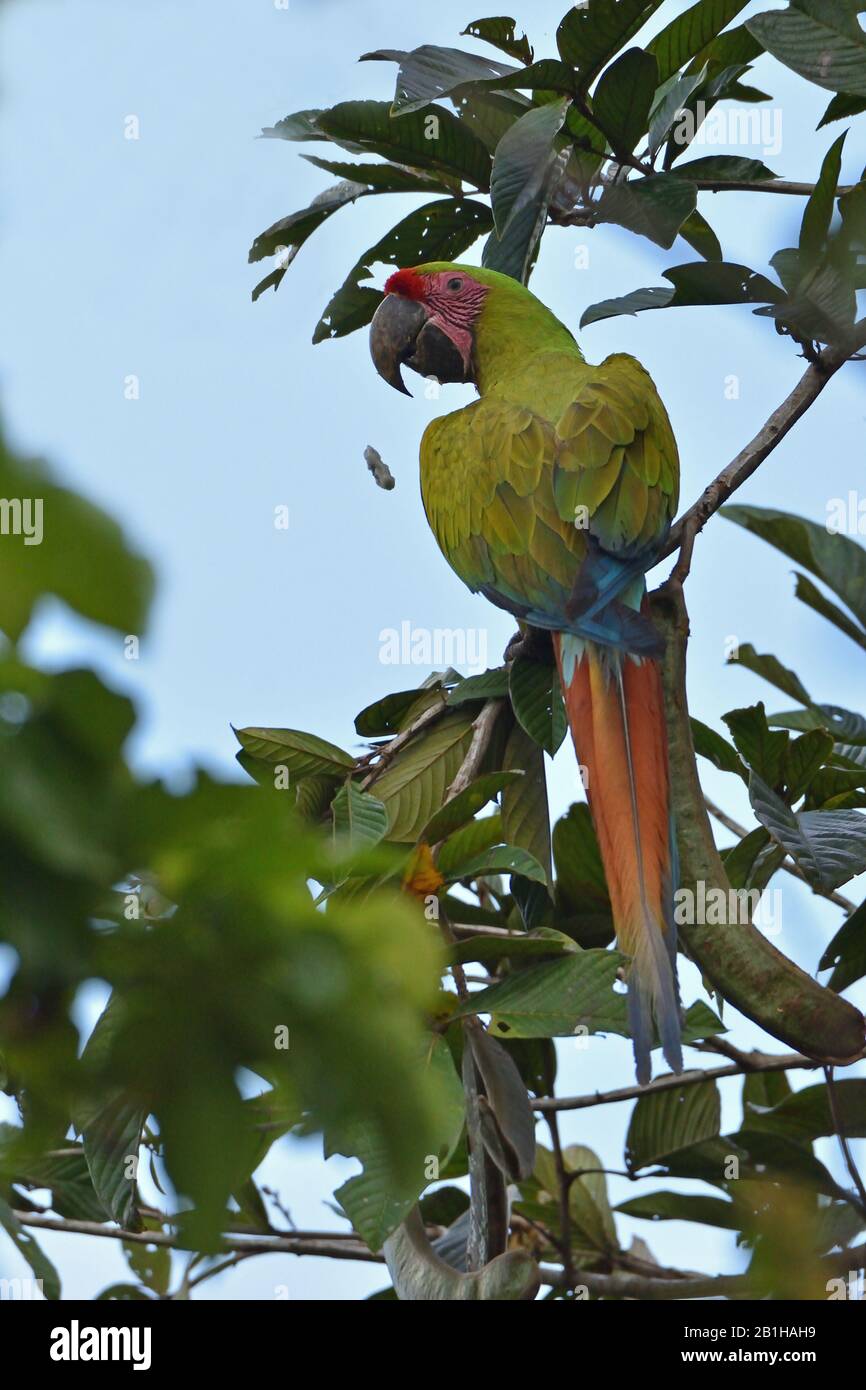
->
[553,630,682,1085]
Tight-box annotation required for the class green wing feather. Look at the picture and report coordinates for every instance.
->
[420,351,679,620]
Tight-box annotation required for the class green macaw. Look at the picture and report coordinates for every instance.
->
[370,262,681,1084]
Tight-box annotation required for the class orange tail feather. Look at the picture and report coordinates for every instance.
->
[554,633,681,1084]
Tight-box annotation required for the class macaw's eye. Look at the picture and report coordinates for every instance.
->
[447,277,463,292]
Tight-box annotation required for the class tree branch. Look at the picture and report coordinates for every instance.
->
[541,1240,866,1298]
[825,1065,866,1214]
[694,179,855,197]
[11,1213,384,1263]
[358,695,447,790]
[533,1051,821,1113]
[661,318,866,574]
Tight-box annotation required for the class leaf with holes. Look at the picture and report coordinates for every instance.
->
[461,17,534,64]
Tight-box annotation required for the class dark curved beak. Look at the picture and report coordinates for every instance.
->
[370,294,428,396]
[370,294,470,396]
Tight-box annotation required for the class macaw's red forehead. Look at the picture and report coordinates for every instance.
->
[384,267,427,300]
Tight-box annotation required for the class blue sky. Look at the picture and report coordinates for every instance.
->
[1,0,865,1299]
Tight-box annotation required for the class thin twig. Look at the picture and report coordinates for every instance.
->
[662,319,866,574]
[694,179,855,197]
[444,699,504,802]
[533,1051,821,1113]
[11,1213,384,1263]
[359,696,447,790]
[545,1108,576,1290]
[705,796,857,914]
[825,1065,866,1215]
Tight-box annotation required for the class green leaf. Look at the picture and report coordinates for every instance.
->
[373,714,475,842]
[819,897,866,991]
[301,154,453,193]
[626,1081,721,1171]
[783,729,835,802]
[722,703,789,787]
[261,109,330,142]
[749,773,866,891]
[675,154,778,182]
[490,98,570,238]
[818,90,866,127]
[462,16,534,64]
[648,0,750,83]
[747,1078,866,1143]
[727,643,812,706]
[580,259,781,326]
[421,771,523,843]
[747,3,866,97]
[362,44,517,116]
[483,98,570,281]
[356,687,444,737]
[794,572,866,648]
[721,504,866,631]
[501,720,553,882]
[466,1025,536,1180]
[678,209,723,262]
[334,1035,465,1249]
[315,100,492,187]
[800,132,847,267]
[595,175,698,249]
[552,802,612,913]
[508,656,567,756]
[76,995,146,1229]
[124,1239,171,1296]
[314,198,493,342]
[441,842,548,886]
[447,667,509,704]
[742,1064,792,1117]
[437,812,504,875]
[592,47,659,153]
[722,827,785,893]
[616,1190,741,1229]
[453,949,626,1038]
[233,726,354,776]
[331,782,388,853]
[448,929,578,966]
[647,68,709,157]
[557,0,664,85]
[3,1142,107,1223]
[0,443,154,643]
[688,21,763,71]
[691,718,748,781]
[0,1195,61,1299]
[248,182,367,265]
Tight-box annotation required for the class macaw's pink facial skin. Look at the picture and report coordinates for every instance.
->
[370,267,490,394]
